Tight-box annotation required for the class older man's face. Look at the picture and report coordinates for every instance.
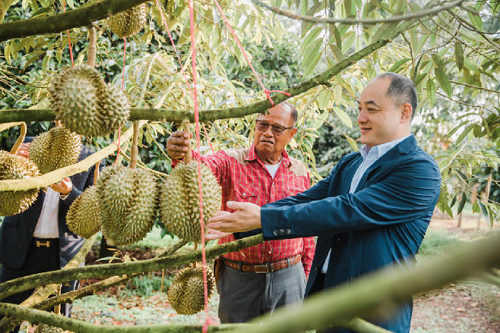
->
[253,104,297,164]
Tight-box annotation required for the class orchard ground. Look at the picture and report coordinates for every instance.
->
[17,209,500,333]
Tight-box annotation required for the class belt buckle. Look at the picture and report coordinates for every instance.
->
[36,240,50,248]
[254,263,271,274]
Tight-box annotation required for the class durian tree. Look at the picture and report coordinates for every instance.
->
[0,0,500,332]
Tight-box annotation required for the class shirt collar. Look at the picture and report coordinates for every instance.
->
[359,134,412,160]
[246,144,291,168]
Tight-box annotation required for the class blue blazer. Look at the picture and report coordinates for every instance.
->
[261,135,441,333]
[0,141,101,269]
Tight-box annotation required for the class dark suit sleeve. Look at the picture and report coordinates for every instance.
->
[261,157,441,239]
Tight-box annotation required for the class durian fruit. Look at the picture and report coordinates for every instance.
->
[50,65,130,137]
[29,127,81,174]
[66,186,101,239]
[0,150,39,216]
[167,266,215,315]
[34,323,64,333]
[108,4,147,38]
[97,165,158,245]
[160,162,222,243]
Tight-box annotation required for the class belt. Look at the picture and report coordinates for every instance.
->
[223,254,301,273]
[32,238,58,248]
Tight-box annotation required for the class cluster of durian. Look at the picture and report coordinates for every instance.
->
[66,186,101,239]
[0,150,39,216]
[108,4,147,38]
[167,266,215,315]
[50,65,130,137]
[96,165,158,245]
[29,127,81,174]
[160,162,222,243]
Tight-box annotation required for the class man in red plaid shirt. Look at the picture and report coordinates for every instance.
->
[167,102,315,323]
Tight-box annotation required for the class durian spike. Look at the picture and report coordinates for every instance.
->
[10,122,27,155]
[87,24,97,68]
[181,119,192,164]
[130,121,140,169]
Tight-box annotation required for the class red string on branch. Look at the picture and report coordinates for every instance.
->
[212,0,290,106]
[60,0,74,67]
[188,1,211,332]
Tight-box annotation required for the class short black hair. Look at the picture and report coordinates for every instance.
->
[377,72,418,118]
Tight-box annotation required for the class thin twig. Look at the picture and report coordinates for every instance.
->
[252,0,466,25]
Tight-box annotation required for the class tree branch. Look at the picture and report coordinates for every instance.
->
[227,230,500,333]
[251,0,466,25]
[0,234,263,301]
[3,230,500,332]
[0,0,150,42]
[0,120,147,191]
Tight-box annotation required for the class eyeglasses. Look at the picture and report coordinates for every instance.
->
[255,120,294,136]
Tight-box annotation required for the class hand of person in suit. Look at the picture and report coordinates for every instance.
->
[51,177,73,195]
[206,201,262,240]
[16,143,30,159]
[166,131,192,160]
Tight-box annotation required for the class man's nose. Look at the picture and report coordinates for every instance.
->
[357,109,368,124]
[263,125,274,136]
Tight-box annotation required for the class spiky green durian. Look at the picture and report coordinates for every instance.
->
[29,127,81,174]
[50,65,130,137]
[167,266,215,315]
[161,162,222,243]
[66,186,101,239]
[0,150,39,216]
[108,4,147,38]
[34,323,64,333]
[97,165,158,245]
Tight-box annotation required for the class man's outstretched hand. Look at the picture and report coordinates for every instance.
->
[206,201,262,240]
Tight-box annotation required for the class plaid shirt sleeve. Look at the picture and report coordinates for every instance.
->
[301,237,316,279]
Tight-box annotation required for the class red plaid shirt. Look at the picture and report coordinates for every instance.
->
[188,145,315,278]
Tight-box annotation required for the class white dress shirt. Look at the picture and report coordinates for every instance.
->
[321,135,411,274]
[33,188,61,239]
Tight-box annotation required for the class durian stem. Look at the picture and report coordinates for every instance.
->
[87,24,97,68]
[181,119,192,163]
[93,162,100,185]
[129,121,140,169]
[54,286,61,316]
[193,243,198,268]
[9,122,26,155]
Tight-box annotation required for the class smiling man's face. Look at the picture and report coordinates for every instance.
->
[357,77,406,148]
[253,104,297,165]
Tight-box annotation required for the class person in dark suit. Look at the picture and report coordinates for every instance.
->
[206,73,442,333]
[0,136,102,332]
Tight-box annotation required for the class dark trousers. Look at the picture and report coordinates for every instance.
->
[0,239,78,333]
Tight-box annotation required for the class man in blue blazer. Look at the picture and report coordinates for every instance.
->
[206,73,441,333]
[0,136,102,332]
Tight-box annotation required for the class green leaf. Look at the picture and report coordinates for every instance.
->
[457,194,467,215]
[346,136,359,151]
[447,120,468,138]
[303,51,322,78]
[318,89,333,110]
[328,43,345,62]
[431,54,444,69]
[467,11,483,30]
[434,68,452,97]
[388,58,411,73]
[342,32,356,51]
[426,78,436,108]
[301,27,323,55]
[456,124,473,144]
[454,42,464,71]
[333,107,353,128]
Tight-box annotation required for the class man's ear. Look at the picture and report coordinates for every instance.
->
[401,103,412,123]
[289,128,298,141]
